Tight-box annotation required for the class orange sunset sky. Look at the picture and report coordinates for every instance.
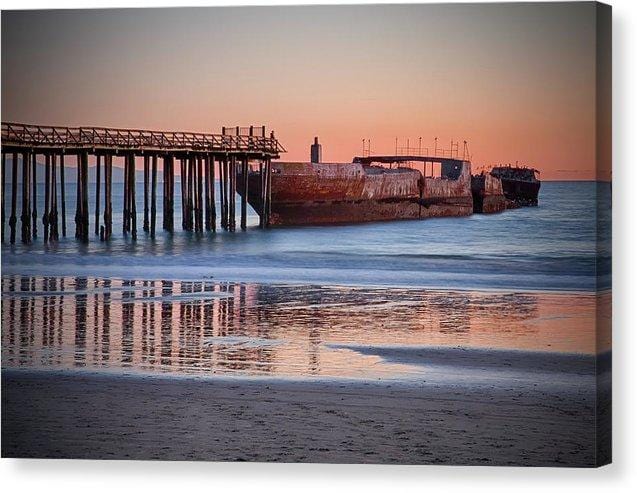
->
[2,4,609,180]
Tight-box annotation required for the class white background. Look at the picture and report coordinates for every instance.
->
[0,0,635,491]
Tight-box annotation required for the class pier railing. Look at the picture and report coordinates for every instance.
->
[1,122,286,156]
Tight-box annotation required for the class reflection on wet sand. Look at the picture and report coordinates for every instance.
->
[1,276,608,379]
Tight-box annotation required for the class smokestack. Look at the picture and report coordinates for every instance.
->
[310,136,322,164]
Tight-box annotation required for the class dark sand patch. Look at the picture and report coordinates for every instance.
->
[1,369,609,466]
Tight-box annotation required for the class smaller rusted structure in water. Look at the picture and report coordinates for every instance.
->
[471,172,507,213]
[490,166,541,207]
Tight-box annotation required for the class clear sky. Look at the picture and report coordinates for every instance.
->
[2,3,606,180]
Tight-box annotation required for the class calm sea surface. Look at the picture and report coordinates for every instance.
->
[1,181,611,379]
[2,181,610,291]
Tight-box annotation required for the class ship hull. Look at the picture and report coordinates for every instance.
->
[490,167,541,207]
[262,196,473,226]
[238,161,473,226]
[500,179,541,206]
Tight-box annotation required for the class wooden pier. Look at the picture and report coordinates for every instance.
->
[1,122,284,244]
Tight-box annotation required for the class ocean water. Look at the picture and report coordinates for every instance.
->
[1,181,611,292]
[1,180,611,379]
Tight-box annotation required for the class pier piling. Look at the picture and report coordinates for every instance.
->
[229,155,236,232]
[180,158,187,231]
[21,152,31,244]
[50,154,58,241]
[75,156,80,239]
[151,155,157,238]
[123,155,130,234]
[188,156,195,231]
[128,154,137,241]
[204,155,211,231]
[267,157,272,227]
[44,154,51,243]
[259,160,264,228]
[196,155,203,233]
[241,156,248,230]
[220,156,227,230]
[143,155,149,233]
[210,155,216,232]
[104,154,113,240]
[94,155,101,236]
[163,155,174,233]
[78,151,89,242]
[261,157,272,228]
[163,156,169,232]
[1,152,5,242]
[10,152,18,244]
[32,153,38,239]
[49,154,59,241]
[59,153,66,238]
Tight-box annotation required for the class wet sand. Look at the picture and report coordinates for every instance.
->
[2,361,610,466]
[1,276,611,380]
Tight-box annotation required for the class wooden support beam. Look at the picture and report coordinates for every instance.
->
[210,154,216,232]
[75,154,81,239]
[163,155,169,231]
[143,154,149,232]
[94,155,101,236]
[21,152,31,243]
[180,158,187,230]
[191,156,197,232]
[241,156,248,230]
[80,151,89,242]
[59,153,66,238]
[169,156,175,232]
[1,152,5,243]
[123,154,130,234]
[219,156,227,230]
[268,158,272,226]
[188,155,195,231]
[31,153,38,239]
[151,154,157,238]
[104,154,113,240]
[226,155,231,231]
[43,153,50,243]
[259,160,264,229]
[163,155,174,233]
[9,152,18,244]
[265,157,272,228]
[229,154,236,232]
[129,154,137,241]
[50,154,58,241]
[204,154,211,231]
[196,155,203,233]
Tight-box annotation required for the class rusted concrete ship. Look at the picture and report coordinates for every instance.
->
[238,139,540,226]
[238,139,473,226]
[490,166,541,207]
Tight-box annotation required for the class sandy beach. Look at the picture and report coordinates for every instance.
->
[1,275,611,466]
[2,351,610,466]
